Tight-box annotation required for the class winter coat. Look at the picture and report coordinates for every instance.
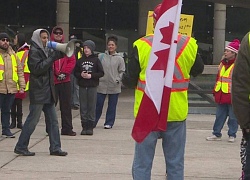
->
[213,58,235,104]
[74,53,104,87]
[97,51,125,94]
[28,29,60,104]
[232,32,250,129]
[0,47,25,94]
[50,26,76,84]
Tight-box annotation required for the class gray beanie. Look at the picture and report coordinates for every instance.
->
[83,40,95,51]
[0,32,10,41]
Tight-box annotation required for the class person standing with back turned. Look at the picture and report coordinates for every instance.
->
[122,3,204,180]
[232,31,250,180]
[14,29,67,156]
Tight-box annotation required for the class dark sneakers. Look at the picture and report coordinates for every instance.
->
[14,148,35,156]
[2,130,15,138]
[61,131,76,136]
[50,150,68,156]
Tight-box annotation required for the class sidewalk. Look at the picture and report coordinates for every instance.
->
[0,89,241,180]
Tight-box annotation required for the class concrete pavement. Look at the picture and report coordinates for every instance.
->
[0,88,242,179]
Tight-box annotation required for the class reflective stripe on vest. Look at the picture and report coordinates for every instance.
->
[214,63,234,93]
[16,50,29,91]
[0,54,18,82]
[134,34,197,121]
[136,35,190,93]
[17,50,30,73]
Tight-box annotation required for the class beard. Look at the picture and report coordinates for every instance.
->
[0,44,8,51]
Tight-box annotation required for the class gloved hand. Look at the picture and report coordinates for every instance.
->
[57,73,66,81]
[242,129,250,141]
[50,50,65,61]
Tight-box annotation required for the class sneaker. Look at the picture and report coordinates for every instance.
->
[2,131,15,138]
[228,136,235,143]
[206,135,221,141]
[104,125,112,129]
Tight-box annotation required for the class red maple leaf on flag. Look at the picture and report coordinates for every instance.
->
[151,22,174,76]
[132,0,182,143]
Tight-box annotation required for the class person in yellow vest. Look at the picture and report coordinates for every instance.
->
[206,39,240,143]
[232,32,250,179]
[10,33,30,129]
[122,3,204,180]
[0,32,25,138]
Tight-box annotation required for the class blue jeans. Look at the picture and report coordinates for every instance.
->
[212,104,238,138]
[95,93,119,127]
[132,121,186,180]
[0,93,15,132]
[15,103,61,152]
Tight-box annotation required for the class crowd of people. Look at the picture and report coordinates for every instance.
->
[0,0,249,179]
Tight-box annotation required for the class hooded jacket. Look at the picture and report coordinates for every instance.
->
[28,28,60,104]
[50,26,76,84]
[74,53,104,87]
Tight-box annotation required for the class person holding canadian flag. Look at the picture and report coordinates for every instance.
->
[122,1,204,179]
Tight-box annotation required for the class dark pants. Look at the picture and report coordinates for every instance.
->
[95,93,119,127]
[55,82,73,133]
[0,93,15,132]
[11,98,23,122]
[79,86,97,124]
[15,103,61,152]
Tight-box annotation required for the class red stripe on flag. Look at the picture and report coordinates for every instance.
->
[132,93,160,143]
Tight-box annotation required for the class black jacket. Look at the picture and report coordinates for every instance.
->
[28,41,59,104]
[74,54,104,87]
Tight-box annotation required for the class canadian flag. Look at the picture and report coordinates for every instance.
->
[132,0,183,143]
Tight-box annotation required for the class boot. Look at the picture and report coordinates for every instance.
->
[86,121,93,135]
[16,113,23,129]
[80,121,87,135]
[10,113,16,129]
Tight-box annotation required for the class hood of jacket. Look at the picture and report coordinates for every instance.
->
[50,26,65,43]
[31,28,50,57]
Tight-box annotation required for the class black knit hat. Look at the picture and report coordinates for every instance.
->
[83,40,95,51]
[0,32,10,41]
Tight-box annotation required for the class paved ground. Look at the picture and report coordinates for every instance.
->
[0,88,242,179]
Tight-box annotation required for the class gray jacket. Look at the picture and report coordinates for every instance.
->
[97,51,125,94]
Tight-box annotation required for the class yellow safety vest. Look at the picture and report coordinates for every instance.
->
[134,34,197,121]
[16,50,30,91]
[77,48,83,59]
[0,54,18,83]
[214,63,234,93]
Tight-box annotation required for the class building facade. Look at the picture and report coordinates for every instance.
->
[0,0,249,64]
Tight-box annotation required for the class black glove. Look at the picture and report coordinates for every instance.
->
[57,73,66,81]
[242,129,250,141]
[51,50,65,61]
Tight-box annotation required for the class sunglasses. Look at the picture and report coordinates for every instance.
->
[1,38,9,42]
[53,31,63,35]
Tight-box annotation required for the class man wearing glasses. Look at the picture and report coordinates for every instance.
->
[49,26,76,136]
[0,32,25,138]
